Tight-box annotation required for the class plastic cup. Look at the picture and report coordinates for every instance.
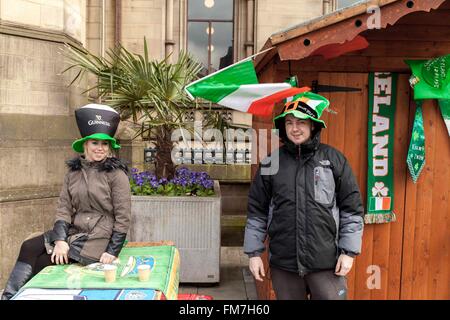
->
[137,264,151,282]
[104,264,117,283]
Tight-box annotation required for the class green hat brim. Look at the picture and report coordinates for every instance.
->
[72,133,121,153]
[273,110,326,129]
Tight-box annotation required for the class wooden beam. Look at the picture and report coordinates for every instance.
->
[361,25,450,42]
[276,0,446,61]
[270,0,401,45]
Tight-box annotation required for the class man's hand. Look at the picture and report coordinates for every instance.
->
[51,240,69,265]
[100,252,117,264]
[249,256,265,282]
[335,254,354,276]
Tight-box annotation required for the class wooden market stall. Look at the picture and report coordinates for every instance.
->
[252,0,449,300]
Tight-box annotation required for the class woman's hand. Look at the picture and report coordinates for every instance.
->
[100,252,117,264]
[335,254,354,276]
[51,240,69,265]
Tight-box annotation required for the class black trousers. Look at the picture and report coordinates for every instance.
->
[17,235,75,276]
[271,267,348,300]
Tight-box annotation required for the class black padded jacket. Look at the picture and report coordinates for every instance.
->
[244,131,364,275]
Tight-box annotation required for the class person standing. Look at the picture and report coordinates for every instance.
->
[244,92,364,300]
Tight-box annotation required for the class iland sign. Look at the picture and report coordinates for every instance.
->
[366,72,397,224]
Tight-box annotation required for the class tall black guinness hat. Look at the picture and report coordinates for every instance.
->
[72,104,121,153]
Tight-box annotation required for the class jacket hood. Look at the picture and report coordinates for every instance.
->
[66,156,129,174]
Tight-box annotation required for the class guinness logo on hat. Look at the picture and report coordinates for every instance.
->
[75,104,119,137]
[72,104,121,153]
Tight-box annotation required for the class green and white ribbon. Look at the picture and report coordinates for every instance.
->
[366,72,397,224]
[405,55,449,183]
[438,99,450,136]
[406,101,426,183]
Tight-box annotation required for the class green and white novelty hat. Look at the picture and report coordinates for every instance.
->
[274,91,329,132]
[72,104,121,153]
[405,54,450,100]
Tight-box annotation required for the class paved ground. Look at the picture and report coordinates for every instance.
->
[179,246,258,300]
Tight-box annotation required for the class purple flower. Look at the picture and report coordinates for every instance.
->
[150,181,159,188]
[136,177,144,186]
[131,167,214,196]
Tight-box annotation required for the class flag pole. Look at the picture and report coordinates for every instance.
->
[245,46,276,62]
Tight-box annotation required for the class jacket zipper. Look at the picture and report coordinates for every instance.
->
[302,153,309,277]
[295,146,306,277]
[298,147,316,277]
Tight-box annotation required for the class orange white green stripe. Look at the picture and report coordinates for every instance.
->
[369,197,391,211]
[185,59,309,117]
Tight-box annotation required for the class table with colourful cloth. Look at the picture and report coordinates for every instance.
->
[12,242,180,300]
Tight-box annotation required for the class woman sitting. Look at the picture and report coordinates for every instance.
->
[2,104,131,300]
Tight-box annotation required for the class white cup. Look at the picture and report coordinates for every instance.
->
[103,264,117,283]
[137,264,151,282]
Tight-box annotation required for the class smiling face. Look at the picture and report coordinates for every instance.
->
[83,139,110,162]
[284,114,314,145]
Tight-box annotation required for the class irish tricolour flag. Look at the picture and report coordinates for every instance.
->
[369,197,392,211]
[185,59,309,117]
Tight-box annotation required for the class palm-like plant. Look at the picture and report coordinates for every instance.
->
[62,39,226,179]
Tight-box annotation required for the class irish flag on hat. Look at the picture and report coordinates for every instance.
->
[184,58,310,117]
[274,91,330,129]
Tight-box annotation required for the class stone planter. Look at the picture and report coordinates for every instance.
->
[129,181,221,283]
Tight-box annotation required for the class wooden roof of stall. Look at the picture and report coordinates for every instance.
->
[251,0,450,301]
[255,0,447,71]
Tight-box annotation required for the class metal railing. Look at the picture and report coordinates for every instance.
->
[145,147,251,165]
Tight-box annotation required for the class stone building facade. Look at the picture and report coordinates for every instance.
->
[0,0,343,287]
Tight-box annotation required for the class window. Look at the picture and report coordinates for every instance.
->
[337,0,362,9]
[187,0,234,75]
